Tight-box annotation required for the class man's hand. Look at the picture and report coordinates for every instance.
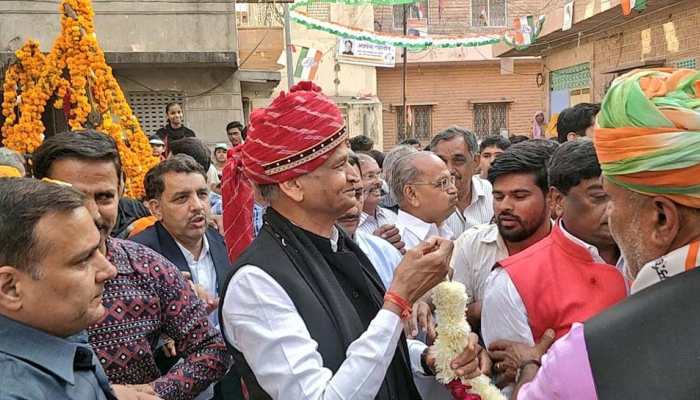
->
[373,224,406,254]
[478,345,493,377]
[210,214,225,236]
[488,328,556,386]
[404,300,436,343]
[162,336,177,358]
[424,332,482,380]
[112,384,162,400]
[387,237,453,305]
[181,272,219,314]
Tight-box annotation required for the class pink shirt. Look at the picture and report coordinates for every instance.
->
[518,323,597,400]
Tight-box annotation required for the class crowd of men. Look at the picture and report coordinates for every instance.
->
[1,68,700,400]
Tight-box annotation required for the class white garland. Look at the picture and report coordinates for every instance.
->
[433,281,506,400]
[290,11,502,50]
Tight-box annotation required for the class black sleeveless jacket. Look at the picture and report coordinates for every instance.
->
[218,210,421,400]
[585,267,700,399]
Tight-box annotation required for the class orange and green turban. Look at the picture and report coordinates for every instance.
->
[595,68,700,208]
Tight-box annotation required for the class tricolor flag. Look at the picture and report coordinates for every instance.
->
[294,47,322,81]
[513,15,535,46]
[621,0,647,16]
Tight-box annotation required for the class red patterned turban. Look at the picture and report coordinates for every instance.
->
[221,81,347,262]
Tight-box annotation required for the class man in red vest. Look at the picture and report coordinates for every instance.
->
[483,140,627,387]
[451,140,557,327]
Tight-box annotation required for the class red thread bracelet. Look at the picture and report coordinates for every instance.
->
[384,291,412,320]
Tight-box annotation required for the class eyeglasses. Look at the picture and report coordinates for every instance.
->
[409,175,456,192]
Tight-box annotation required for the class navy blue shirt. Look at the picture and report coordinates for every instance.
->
[0,314,116,400]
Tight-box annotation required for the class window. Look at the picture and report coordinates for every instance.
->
[396,105,432,142]
[307,2,331,22]
[393,0,428,29]
[676,58,697,69]
[473,102,508,139]
[471,0,507,27]
[126,91,185,136]
[550,63,591,91]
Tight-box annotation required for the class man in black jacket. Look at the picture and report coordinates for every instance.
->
[132,154,241,400]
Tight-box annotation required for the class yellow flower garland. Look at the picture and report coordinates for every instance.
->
[1,0,157,198]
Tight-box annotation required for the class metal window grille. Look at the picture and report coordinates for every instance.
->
[396,105,432,142]
[473,102,509,139]
[306,2,331,22]
[126,91,185,137]
[471,0,507,27]
[550,63,591,91]
[393,1,428,29]
[675,58,697,69]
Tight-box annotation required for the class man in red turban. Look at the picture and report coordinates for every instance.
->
[218,82,484,400]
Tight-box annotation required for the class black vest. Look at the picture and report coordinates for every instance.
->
[219,216,421,400]
[585,267,700,399]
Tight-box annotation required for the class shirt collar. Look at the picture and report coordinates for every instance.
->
[559,220,606,264]
[458,176,488,214]
[175,234,210,264]
[0,314,88,385]
[471,176,488,201]
[481,223,500,243]
[397,209,452,240]
[631,241,700,294]
[330,226,340,252]
[478,223,509,255]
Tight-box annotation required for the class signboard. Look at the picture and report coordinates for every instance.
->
[562,1,574,31]
[336,38,396,68]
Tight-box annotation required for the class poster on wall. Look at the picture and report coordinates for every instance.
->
[562,0,574,31]
[336,38,396,68]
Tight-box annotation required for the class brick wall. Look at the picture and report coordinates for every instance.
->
[377,61,544,149]
[374,0,544,35]
[543,0,699,108]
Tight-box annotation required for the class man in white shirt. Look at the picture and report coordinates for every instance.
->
[356,153,404,253]
[452,141,555,327]
[336,153,401,289]
[483,140,626,389]
[389,151,458,249]
[219,83,483,400]
[430,127,494,237]
[132,154,241,400]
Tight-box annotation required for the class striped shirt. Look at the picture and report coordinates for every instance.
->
[444,176,494,238]
[357,206,397,235]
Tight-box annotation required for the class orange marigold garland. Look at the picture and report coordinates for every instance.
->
[1,0,157,198]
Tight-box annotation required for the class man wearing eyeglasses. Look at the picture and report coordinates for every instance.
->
[430,127,494,237]
[388,151,458,249]
[336,153,402,290]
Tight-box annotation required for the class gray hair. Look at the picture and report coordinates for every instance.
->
[382,145,418,207]
[388,151,428,205]
[256,183,279,203]
[429,126,478,155]
[0,148,26,176]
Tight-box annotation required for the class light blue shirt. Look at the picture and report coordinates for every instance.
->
[354,230,402,289]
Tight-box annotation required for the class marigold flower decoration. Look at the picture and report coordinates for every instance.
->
[1,0,157,198]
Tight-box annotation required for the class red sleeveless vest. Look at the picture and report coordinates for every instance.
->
[502,224,627,342]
